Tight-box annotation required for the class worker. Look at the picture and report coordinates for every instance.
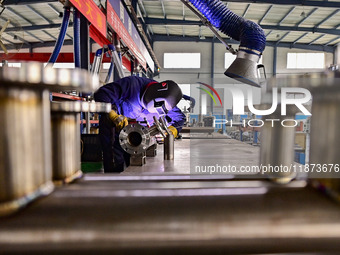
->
[94,76,186,173]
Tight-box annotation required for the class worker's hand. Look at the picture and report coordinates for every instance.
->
[109,110,128,131]
[167,125,178,138]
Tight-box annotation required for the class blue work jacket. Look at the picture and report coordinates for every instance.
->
[93,76,186,131]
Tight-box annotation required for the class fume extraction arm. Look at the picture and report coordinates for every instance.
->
[182,0,266,87]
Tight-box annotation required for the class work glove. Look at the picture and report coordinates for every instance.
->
[109,110,128,131]
[167,125,178,138]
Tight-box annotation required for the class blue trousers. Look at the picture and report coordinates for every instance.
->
[99,113,130,172]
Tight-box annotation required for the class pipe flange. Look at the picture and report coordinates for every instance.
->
[152,116,166,137]
[0,62,99,92]
[119,123,153,155]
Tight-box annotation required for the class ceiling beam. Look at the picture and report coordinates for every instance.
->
[221,0,340,8]
[265,30,272,37]
[315,9,340,28]
[3,39,73,50]
[6,32,30,45]
[296,8,318,26]
[160,0,166,19]
[3,23,73,33]
[65,33,73,40]
[278,6,295,25]
[26,5,53,24]
[42,30,57,40]
[259,5,273,24]
[6,7,34,25]
[242,3,251,18]
[144,18,340,36]
[324,36,340,46]
[47,3,61,16]
[3,0,56,5]
[293,32,309,44]
[276,31,290,44]
[151,34,334,52]
[308,34,325,45]
[261,24,340,36]
[145,18,201,25]
[25,31,44,43]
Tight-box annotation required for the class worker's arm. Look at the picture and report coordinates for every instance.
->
[166,106,186,134]
[93,82,122,104]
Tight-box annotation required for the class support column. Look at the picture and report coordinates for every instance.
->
[333,43,340,66]
[210,37,215,115]
[80,13,89,71]
[273,45,277,77]
[79,13,90,134]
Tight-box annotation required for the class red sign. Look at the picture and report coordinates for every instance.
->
[106,1,147,70]
[69,0,106,37]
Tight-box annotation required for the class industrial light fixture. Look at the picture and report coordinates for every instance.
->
[300,7,306,18]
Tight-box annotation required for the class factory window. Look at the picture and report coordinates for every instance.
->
[224,53,262,68]
[164,53,201,68]
[0,62,21,67]
[224,53,237,69]
[43,63,75,69]
[287,53,325,69]
[103,63,126,70]
[52,63,75,69]
[177,84,191,112]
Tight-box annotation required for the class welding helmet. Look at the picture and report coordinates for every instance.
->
[141,80,183,115]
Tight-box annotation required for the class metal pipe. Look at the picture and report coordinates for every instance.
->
[0,62,102,216]
[51,111,82,183]
[308,73,340,178]
[119,117,168,155]
[73,9,81,68]
[164,134,175,160]
[112,48,125,79]
[119,123,157,155]
[259,107,296,184]
[0,88,53,216]
[91,48,103,74]
[47,7,70,64]
[51,102,111,184]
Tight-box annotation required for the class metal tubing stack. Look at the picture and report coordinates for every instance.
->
[259,79,301,184]
[304,72,340,198]
[51,101,110,184]
[0,62,102,216]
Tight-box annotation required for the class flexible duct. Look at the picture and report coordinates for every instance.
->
[189,0,265,55]
[73,9,81,68]
[105,44,115,83]
[91,48,104,74]
[47,8,71,64]
[105,60,114,83]
[183,94,196,111]
[188,0,266,86]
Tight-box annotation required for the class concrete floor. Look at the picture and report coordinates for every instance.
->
[125,135,260,176]
[1,136,340,254]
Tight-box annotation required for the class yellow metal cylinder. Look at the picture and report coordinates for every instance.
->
[0,88,53,216]
[51,112,81,183]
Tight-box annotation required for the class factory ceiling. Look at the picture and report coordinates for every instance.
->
[139,0,340,52]
[0,0,340,55]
